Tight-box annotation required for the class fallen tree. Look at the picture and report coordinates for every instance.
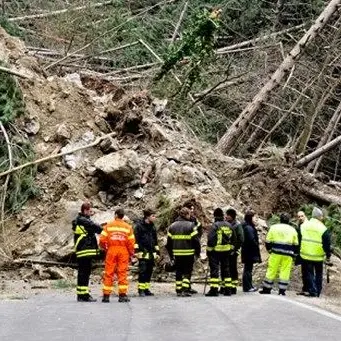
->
[216,0,341,155]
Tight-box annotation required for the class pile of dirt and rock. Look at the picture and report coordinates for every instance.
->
[1,26,341,297]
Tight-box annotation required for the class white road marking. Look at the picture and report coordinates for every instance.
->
[268,295,341,322]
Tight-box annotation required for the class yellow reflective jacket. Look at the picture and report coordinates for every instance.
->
[266,223,298,257]
[300,218,327,261]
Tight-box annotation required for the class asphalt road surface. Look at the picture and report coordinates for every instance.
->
[1,292,341,341]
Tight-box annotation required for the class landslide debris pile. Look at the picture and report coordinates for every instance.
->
[1,27,340,293]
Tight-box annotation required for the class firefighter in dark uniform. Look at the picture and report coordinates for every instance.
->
[134,209,160,297]
[72,202,102,302]
[166,207,201,297]
[225,208,244,294]
[206,208,237,296]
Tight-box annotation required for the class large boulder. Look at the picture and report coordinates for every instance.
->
[94,150,140,184]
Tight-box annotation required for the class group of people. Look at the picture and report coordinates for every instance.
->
[72,202,332,303]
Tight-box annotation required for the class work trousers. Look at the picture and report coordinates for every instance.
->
[174,255,194,293]
[77,257,92,296]
[229,252,239,288]
[301,260,323,297]
[208,252,232,289]
[138,259,154,291]
[263,253,293,291]
[300,263,309,293]
[242,262,254,292]
[103,247,130,296]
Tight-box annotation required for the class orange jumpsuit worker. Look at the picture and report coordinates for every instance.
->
[99,208,135,303]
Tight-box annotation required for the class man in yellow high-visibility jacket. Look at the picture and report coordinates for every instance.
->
[259,213,299,296]
[300,207,332,297]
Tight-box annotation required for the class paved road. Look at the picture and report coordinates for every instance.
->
[1,293,341,341]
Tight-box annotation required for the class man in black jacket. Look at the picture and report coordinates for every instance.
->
[72,202,102,302]
[166,207,201,297]
[241,211,261,292]
[225,208,244,294]
[134,209,160,297]
[206,208,237,296]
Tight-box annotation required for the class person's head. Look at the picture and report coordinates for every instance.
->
[115,208,125,219]
[213,208,224,221]
[183,201,195,216]
[280,213,291,224]
[81,202,92,217]
[144,208,156,223]
[225,208,237,222]
[244,210,255,226]
[312,207,324,221]
[297,211,307,224]
[179,207,191,220]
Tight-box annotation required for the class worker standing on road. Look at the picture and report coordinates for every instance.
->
[134,209,160,297]
[100,208,135,303]
[295,211,309,296]
[206,208,236,296]
[72,202,102,302]
[300,207,332,297]
[166,207,201,297]
[259,213,299,295]
[241,210,261,292]
[225,209,244,294]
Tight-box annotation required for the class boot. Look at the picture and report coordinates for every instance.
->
[118,294,130,303]
[205,288,219,297]
[223,288,231,296]
[278,289,286,296]
[219,287,224,295]
[102,294,110,303]
[182,289,192,297]
[259,287,271,295]
[138,289,146,297]
[77,294,97,302]
[231,287,237,295]
[144,289,154,296]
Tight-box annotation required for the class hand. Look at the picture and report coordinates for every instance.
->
[131,256,138,265]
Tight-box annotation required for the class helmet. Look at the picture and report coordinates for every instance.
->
[164,261,175,272]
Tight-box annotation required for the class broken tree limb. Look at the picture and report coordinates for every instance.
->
[301,185,341,206]
[216,23,306,54]
[0,132,116,179]
[0,65,30,79]
[217,0,341,155]
[8,1,114,22]
[0,121,13,255]
[45,0,175,70]
[171,1,189,43]
[309,101,341,173]
[296,135,341,168]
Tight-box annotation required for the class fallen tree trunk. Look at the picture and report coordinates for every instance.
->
[0,132,116,178]
[301,186,341,206]
[296,135,341,167]
[0,65,30,79]
[216,0,341,155]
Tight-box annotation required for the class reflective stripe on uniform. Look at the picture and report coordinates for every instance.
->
[76,286,89,294]
[173,249,195,256]
[107,226,130,233]
[213,245,233,252]
[209,278,220,288]
[182,278,190,288]
[138,283,146,290]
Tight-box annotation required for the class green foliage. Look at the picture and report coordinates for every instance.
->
[0,62,38,213]
[0,16,22,37]
[156,194,174,231]
[155,8,220,96]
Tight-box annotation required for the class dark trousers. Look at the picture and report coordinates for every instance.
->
[77,257,92,296]
[138,259,154,290]
[229,253,239,288]
[300,264,309,292]
[302,260,323,296]
[174,256,194,292]
[208,252,231,288]
[242,262,254,291]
